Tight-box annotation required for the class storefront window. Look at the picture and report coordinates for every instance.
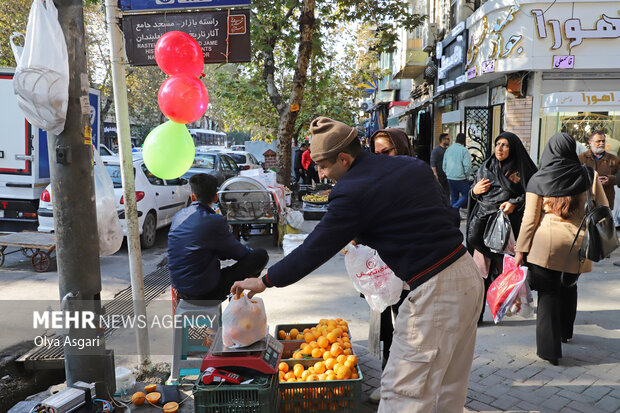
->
[540,111,620,157]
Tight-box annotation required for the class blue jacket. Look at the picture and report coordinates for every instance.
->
[443,143,471,180]
[265,151,465,290]
[168,202,251,296]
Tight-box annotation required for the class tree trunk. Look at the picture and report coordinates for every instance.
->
[274,0,315,187]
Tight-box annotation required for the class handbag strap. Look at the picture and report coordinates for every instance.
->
[560,166,593,286]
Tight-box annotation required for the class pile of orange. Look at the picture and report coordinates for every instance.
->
[277,327,304,341]
[278,318,353,359]
[278,354,358,382]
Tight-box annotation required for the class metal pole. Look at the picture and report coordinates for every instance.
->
[104,0,151,366]
[52,0,110,394]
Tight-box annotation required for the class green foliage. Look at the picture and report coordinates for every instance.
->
[0,0,31,67]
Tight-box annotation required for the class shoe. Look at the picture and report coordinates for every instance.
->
[369,387,381,404]
[539,355,559,366]
[561,337,572,343]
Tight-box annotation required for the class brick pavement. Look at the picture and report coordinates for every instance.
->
[353,252,620,413]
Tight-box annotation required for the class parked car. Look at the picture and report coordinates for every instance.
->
[99,144,115,157]
[224,151,262,170]
[38,157,191,249]
[182,152,240,186]
[230,144,245,151]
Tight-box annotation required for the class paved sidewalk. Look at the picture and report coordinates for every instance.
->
[353,251,620,413]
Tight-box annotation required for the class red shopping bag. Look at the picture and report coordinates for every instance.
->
[486,255,528,323]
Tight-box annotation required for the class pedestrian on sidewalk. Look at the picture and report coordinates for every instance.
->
[443,133,472,209]
[466,132,537,324]
[515,133,607,366]
[367,127,415,403]
[293,142,308,185]
[302,147,320,185]
[167,173,269,302]
[232,117,484,412]
[578,130,619,209]
[431,132,450,199]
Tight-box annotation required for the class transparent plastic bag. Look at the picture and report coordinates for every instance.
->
[483,210,515,255]
[13,0,69,135]
[486,255,530,323]
[344,244,405,313]
[221,295,267,348]
[93,150,123,256]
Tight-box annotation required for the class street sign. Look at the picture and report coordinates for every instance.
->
[118,0,251,13]
[122,10,251,65]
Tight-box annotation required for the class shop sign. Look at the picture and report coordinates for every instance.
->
[456,75,467,85]
[481,60,495,74]
[467,2,620,73]
[543,91,620,108]
[436,23,468,93]
[118,0,251,13]
[438,40,464,79]
[122,9,251,65]
[467,66,477,79]
[531,9,620,50]
[553,55,574,69]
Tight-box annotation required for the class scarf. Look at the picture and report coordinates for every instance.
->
[526,132,590,197]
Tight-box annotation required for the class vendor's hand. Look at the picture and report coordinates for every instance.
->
[473,178,491,195]
[514,251,525,267]
[599,175,609,185]
[231,277,266,299]
[500,202,516,215]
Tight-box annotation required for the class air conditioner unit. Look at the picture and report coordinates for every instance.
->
[422,23,437,53]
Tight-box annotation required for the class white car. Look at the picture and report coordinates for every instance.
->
[224,151,262,170]
[38,157,192,249]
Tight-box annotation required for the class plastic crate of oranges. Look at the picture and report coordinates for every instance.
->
[275,319,354,360]
[277,358,362,413]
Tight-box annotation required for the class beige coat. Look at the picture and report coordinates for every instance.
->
[515,172,608,274]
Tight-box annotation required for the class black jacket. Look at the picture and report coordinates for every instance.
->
[265,151,465,290]
[294,149,304,170]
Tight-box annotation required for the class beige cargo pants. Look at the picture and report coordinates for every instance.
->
[379,253,484,413]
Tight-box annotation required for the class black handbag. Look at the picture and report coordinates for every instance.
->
[578,168,619,262]
[562,167,620,286]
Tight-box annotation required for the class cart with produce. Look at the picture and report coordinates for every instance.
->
[301,192,329,220]
[0,232,56,272]
[218,177,280,246]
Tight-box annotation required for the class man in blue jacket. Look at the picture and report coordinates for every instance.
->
[168,173,268,301]
[443,132,472,209]
[231,117,483,412]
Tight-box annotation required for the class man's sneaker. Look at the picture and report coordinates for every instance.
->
[369,387,381,404]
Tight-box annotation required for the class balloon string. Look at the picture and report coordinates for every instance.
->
[164,12,167,33]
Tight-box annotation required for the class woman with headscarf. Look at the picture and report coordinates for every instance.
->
[466,131,538,324]
[365,128,413,404]
[515,133,607,365]
[369,128,414,157]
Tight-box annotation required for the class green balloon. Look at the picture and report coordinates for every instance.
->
[143,121,195,179]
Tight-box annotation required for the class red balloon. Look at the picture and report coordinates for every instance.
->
[155,31,204,76]
[158,74,209,124]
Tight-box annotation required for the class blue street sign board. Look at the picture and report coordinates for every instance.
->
[119,0,251,12]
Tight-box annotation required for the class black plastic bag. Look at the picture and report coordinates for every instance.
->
[483,210,515,255]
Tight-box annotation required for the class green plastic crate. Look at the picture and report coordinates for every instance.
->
[194,367,279,413]
[278,359,363,413]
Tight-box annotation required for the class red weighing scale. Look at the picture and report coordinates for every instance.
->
[201,329,283,374]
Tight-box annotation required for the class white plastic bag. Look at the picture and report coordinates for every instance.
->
[13,0,69,135]
[221,295,267,348]
[93,150,123,256]
[344,244,405,312]
[283,233,308,256]
[285,208,304,229]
